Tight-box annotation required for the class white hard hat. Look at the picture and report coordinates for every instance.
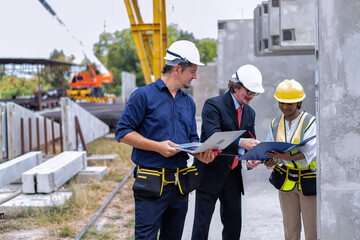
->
[164,40,204,66]
[231,64,265,93]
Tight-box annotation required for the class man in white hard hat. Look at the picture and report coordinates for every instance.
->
[115,40,216,240]
[192,64,264,240]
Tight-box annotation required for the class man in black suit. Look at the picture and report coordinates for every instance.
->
[191,64,265,240]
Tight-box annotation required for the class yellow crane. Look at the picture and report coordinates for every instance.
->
[124,0,167,85]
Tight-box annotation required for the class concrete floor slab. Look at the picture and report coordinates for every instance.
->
[22,151,87,193]
[75,166,108,183]
[0,152,42,188]
[0,192,72,209]
[87,154,117,162]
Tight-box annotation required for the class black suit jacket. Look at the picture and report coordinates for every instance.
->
[195,91,256,195]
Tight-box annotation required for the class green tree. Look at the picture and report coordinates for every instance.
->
[92,25,217,95]
[196,39,217,63]
[40,49,74,90]
[94,29,144,93]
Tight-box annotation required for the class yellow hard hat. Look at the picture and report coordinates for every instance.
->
[274,79,305,103]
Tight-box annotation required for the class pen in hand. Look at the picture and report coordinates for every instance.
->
[248,131,256,140]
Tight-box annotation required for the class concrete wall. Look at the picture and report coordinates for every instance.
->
[316,0,360,239]
[60,98,109,151]
[280,0,315,48]
[7,103,60,159]
[0,103,7,160]
[217,19,315,141]
[261,2,269,51]
[269,1,280,41]
[121,71,136,103]
[193,62,218,117]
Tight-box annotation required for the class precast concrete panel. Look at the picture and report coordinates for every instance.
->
[121,71,136,104]
[60,97,109,151]
[316,0,360,238]
[0,103,7,160]
[217,19,315,141]
[7,103,60,159]
[0,151,42,188]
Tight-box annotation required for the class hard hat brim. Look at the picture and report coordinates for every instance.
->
[274,94,306,103]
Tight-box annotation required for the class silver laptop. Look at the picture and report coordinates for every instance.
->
[174,130,245,154]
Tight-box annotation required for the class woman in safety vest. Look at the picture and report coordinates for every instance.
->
[264,79,316,240]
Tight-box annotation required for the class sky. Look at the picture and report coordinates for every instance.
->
[0,0,263,64]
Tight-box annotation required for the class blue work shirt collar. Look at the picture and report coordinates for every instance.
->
[155,78,186,97]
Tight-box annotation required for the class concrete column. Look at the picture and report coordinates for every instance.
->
[121,71,136,103]
[60,98,109,151]
[316,0,360,239]
[0,103,7,160]
[192,63,218,117]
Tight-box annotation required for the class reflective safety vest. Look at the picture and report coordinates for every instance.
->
[271,111,316,192]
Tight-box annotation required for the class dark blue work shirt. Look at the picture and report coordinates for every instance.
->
[115,78,199,168]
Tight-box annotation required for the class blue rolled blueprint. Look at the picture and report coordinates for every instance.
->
[238,135,316,161]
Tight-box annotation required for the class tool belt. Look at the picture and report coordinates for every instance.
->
[132,165,199,198]
[269,165,316,196]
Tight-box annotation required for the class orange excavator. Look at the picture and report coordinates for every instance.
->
[67,62,113,98]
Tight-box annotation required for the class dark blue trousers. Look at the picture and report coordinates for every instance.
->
[134,183,188,240]
[191,169,242,240]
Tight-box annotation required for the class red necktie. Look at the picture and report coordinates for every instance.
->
[231,106,242,169]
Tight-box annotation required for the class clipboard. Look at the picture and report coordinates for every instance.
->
[174,130,245,154]
[238,135,316,161]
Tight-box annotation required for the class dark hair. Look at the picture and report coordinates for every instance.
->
[161,62,194,74]
[228,80,242,93]
[296,102,302,109]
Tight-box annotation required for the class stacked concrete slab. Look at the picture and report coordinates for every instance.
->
[0,103,7,160]
[122,71,136,103]
[22,151,87,193]
[7,102,60,159]
[0,151,42,188]
[316,0,360,238]
[60,98,109,151]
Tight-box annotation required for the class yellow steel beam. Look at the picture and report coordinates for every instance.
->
[131,0,154,71]
[161,0,167,66]
[124,0,167,85]
[152,0,162,80]
[124,0,152,85]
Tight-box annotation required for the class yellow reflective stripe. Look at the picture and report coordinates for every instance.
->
[138,171,160,176]
[276,115,286,142]
[177,171,184,194]
[303,175,316,178]
[291,112,307,144]
[305,116,316,132]
[139,169,161,174]
[137,176,147,179]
